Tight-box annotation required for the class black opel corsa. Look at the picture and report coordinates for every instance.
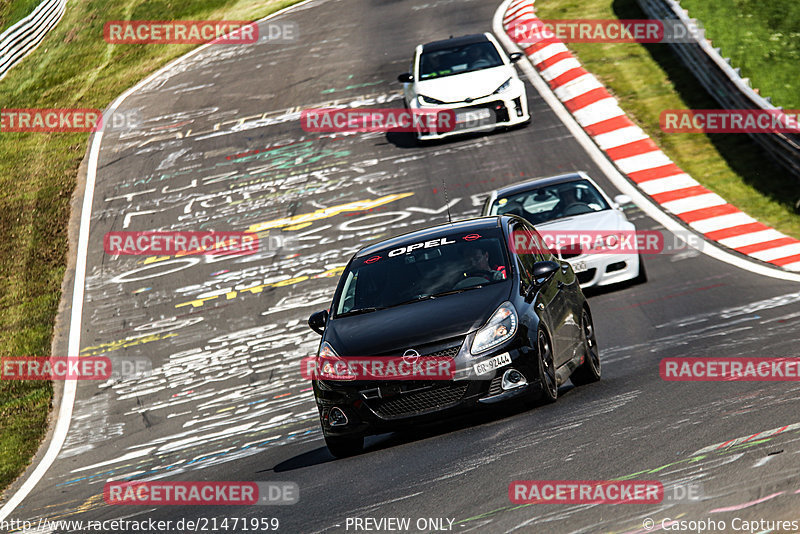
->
[307,215,600,457]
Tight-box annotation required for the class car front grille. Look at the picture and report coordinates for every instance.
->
[558,245,584,260]
[377,338,463,359]
[369,383,469,418]
[425,345,460,358]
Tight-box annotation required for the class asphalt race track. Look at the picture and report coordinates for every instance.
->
[6,0,800,532]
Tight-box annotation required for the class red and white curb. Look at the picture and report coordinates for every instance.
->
[503,0,800,272]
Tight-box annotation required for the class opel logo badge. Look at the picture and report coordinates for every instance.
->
[402,349,420,363]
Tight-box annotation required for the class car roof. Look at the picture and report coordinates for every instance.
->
[493,172,590,197]
[422,33,490,53]
[355,216,503,258]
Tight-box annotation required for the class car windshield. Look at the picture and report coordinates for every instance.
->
[419,41,504,80]
[489,179,611,225]
[334,230,510,316]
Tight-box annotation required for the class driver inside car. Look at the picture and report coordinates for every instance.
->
[459,244,506,282]
[465,46,492,69]
[553,186,582,217]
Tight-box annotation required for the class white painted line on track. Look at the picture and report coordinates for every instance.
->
[638,174,697,195]
[661,193,727,214]
[689,212,757,233]
[593,126,650,151]
[0,0,317,521]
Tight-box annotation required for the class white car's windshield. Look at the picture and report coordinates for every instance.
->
[419,41,504,80]
[490,179,611,225]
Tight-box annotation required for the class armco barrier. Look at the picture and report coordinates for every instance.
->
[0,0,68,81]
[637,0,800,181]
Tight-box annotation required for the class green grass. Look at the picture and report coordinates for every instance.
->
[534,0,800,236]
[680,0,800,110]
[0,0,42,33]
[0,0,300,495]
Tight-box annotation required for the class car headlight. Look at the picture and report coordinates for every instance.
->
[493,78,512,94]
[316,341,356,381]
[471,302,518,354]
[418,94,446,105]
[589,234,620,251]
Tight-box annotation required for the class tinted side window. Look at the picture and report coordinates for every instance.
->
[519,219,554,262]
[510,221,538,286]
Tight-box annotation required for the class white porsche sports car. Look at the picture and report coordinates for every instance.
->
[482,172,647,288]
[398,32,530,141]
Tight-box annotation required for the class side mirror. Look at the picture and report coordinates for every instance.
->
[532,260,560,285]
[613,194,632,208]
[509,52,524,63]
[308,310,329,335]
[397,72,413,83]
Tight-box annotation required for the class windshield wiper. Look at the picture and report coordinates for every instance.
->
[386,286,486,308]
[428,286,485,298]
[337,307,383,317]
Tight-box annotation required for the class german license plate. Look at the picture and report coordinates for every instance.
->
[572,260,588,273]
[457,108,491,124]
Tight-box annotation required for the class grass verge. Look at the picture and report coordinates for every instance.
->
[534,0,800,236]
[680,0,799,110]
[0,0,301,496]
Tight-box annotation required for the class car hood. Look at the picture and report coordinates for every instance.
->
[535,209,630,233]
[415,66,513,103]
[326,282,512,356]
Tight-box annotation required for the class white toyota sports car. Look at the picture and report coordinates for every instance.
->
[398,32,530,141]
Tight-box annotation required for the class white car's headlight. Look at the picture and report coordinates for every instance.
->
[588,234,620,251]
[471,302,518,354]
[418,94,446,105]
[493,78,512,94]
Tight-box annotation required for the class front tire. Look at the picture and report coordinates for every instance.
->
[571,308,601,386]
[535,329,558,403]
[324,434,364,458]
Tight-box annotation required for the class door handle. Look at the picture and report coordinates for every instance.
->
[557,281,566,290]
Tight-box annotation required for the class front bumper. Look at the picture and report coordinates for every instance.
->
[413,86,530,141]
[566,252,640,288]
[313,344,538,438]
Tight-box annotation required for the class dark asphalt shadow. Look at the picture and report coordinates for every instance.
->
[269,384,576,471]
[384,125,528,149]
